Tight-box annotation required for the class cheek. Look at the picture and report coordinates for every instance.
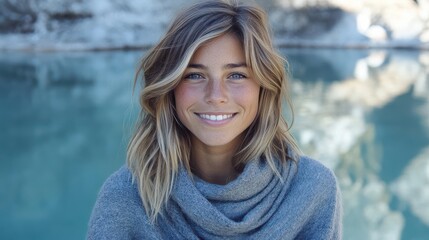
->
[174,84,195,120]
[237,85,260,113]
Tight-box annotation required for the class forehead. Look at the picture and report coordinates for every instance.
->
[189,33,245,64]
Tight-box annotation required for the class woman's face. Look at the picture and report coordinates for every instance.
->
[174,33,260,150]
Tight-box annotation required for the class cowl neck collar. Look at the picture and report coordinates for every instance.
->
[168,158,296,238]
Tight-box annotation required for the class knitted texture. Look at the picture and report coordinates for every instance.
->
[87,156,342,239]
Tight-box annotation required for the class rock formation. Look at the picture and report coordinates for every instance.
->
[0,0,428,51]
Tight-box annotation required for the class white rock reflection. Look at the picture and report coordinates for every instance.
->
[414,53,429,135]
[328,52,418,109]
[293,80,366,169]
[362,179,404,240]
[391,146,429,226]
[415,53,429,99]
[291,49,429,239]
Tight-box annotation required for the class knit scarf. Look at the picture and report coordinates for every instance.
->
[157,158,297,239]
[87,156,341,239]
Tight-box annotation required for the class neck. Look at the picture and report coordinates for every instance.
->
[190,137,242,185]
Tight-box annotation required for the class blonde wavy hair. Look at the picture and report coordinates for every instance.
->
[128,0,300,222]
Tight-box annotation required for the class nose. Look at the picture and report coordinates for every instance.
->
[204,78,228,104]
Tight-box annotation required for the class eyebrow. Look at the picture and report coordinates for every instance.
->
[187,63,247,70]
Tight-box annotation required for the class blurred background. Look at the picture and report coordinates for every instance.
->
[0,0,428,239]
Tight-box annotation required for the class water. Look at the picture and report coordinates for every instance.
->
[0,51,141,239]
[284,48,429,240]
[0,49,428,240]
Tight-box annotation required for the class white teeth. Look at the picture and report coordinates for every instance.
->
[199,114,233,121]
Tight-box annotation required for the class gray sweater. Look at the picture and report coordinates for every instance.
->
[87,156,342,239]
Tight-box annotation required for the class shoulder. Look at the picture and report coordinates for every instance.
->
[87,165,152,239]
[92,165,140,209]
[292,156,340,201]
[296,156,338,185]
[98,165,135,196]
[290,156,343,238]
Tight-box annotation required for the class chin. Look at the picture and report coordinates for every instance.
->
[196,134,241,148]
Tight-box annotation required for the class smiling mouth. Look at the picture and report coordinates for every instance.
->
[196,113,235,121]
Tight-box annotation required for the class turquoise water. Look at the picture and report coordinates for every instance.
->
[1,49,428,239]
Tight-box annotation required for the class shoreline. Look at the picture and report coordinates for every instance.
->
[1,42,428,52]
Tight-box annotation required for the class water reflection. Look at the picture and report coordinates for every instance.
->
[285,48,429,240]
[0,49,428,239]
[0,51,141,240]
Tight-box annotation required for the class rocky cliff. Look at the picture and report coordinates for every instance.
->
[0,0,428,51]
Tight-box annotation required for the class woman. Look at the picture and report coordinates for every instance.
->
[88,0,342,239]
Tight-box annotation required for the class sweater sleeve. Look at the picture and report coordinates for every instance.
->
[297,159,343,240]
[86,166,158,240]
[308,176,343,240]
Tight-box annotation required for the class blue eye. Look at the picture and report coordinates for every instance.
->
[184,73,204,80]
[229,73,246,79]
